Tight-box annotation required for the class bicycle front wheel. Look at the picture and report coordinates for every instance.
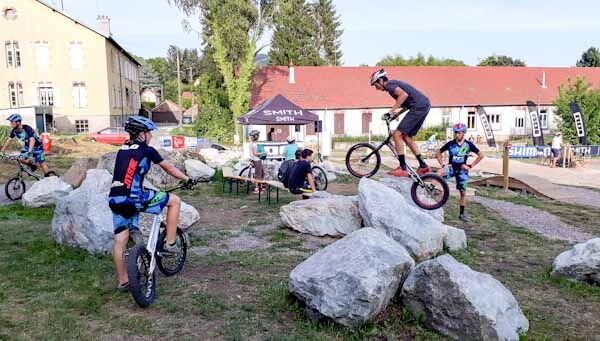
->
[157,228,188,276]
[311,166,328,191]
[5,177,25,201]
[410,174,450,210]
[127,245,156,308]
[239,165,254,178]
[345,143,381,178]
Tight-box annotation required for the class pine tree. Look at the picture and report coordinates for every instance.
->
[269,0,321,66]
[576,47,600,67]
[312,0,343,65]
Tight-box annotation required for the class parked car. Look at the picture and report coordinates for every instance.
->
[89,127,129,145]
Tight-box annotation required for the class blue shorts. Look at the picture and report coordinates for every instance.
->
[443,165,469,192]
[108,190,170,235]
[20,148,45,164]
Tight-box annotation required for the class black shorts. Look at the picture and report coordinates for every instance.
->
[551,148,560,158]
[397,105,431,137]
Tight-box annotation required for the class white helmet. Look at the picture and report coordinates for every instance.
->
[370,68,387,86]
[249,130,260,138]
[286,136,296,143]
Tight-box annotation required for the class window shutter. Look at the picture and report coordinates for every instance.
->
[54,87,61,107]
[80,85,87,108]
[72,85,78,108]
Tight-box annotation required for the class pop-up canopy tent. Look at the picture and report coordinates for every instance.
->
[237,94,319,125]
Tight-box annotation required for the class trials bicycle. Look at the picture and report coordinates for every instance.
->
[345,109,450,210]
[239,161,329,191]
[2,155,57,201]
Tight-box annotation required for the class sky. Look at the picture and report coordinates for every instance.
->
[52,0,600,67]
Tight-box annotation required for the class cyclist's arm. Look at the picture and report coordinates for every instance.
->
[158,161,189,181]
[306,172,316,192]
[27,137,35,154]
[469,151,485,169]
[435,149,445,167]
[391,87,409,114]
[0,138,11,153]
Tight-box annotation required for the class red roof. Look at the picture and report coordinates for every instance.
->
[251,66,600,109]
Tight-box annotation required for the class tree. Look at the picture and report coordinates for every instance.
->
[166,45,203,83]
[553,77,600,144]
[146,57,171,83]
[377,53,465,66]
[136,57,161,87]
[478,54,526,66]
[269,0,321,66]
[576,47,600,67]
[312,0,343,65]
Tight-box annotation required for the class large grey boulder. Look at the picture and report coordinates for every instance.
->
[184,159,215,181]
[139,201,200,236]
[401,254,529,341]
[61,157,99,188]
[22,176,73,208]
[51,169,114,254]
[552,238,600,284]
[146,150,186,187]
[358,178,447,260]
[199,148,241,169]
[444,225,468,251]
[280,196,362,237]
[379,176,444,222]
[289,228,415,327]
[97,152,117,173]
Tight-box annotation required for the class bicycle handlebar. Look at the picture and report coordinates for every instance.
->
[382,108,410,122]
[164,179,201,193]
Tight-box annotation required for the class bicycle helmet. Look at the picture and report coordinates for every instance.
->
[453,123,467,133]
[124,115,157,135]
[249,130,260,138]
[6,113,22,122]
[370,69,387,86]
[286,136,296,143]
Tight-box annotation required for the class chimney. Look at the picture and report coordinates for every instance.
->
[541,71,547,89]
[289,60,295,84]
[96,15,111,37]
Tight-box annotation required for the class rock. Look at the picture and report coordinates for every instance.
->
[22,176,73,208]
[401,254,529,341]
[139,201,200,236]
[146,150,187,187]
[263,160,282,180]
[552,238,600,284]
[97,152,117,173]
[280,196,362,237]
[61,157,99,188]
[289,228,415,327]
[358,178,446,260]
[51,169,114,254]
[379,176,444,222]
[184,159,215,181]
[199,148,242,169]
[444,225,467,251]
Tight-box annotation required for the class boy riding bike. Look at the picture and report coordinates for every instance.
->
[108,116,193,292]
[436,123,484,222]
[370,69,431,177]
[0,114,51,176]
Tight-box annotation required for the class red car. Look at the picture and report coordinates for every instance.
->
[90,127,129,145]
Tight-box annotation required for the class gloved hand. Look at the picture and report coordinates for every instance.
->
[20,151,30,159]
[382,112,392,121]
[181,178,195,190]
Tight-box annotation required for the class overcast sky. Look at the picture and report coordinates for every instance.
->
[53,0,600,66]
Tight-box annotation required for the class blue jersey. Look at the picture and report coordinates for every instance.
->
[384,80,430,110]
[10,125,42,150]
[440,140,480,170]
[109,141,164,199]
[283,143,298,161]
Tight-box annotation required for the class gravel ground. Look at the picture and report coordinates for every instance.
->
[471,196,595,243]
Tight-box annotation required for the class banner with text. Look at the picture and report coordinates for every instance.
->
[476,105,497,147]
[569,102,588,145]
[526,101,545,146]
[509,145,600,158]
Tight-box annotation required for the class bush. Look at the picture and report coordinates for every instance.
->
[554,77,600,144]
[0,125,10,142]
[414,124,448,141]
[332,135,387,143]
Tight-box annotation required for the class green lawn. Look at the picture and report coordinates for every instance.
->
[1,183,600,340]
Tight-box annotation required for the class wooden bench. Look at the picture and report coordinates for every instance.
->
[262,180,314,204]
[221,167,253,195]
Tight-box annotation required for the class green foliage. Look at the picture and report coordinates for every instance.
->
[312,0,343,65]
[377,53,465,66]
[332,135,387,143]
[0,125,11,144]
[478,54,526,66]
[553,77,600,144]
[135,56,161,86]
[162,79,179,103]
[166,45,203,83]
[414,124,449,141]
[576,47,600,67]
[141,101,156,110]
[146,57,171,83]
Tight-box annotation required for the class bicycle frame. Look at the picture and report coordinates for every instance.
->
[146,214,162,275]
[10,157,41,180]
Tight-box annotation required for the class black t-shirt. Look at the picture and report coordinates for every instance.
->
[384,80,430,110]
[287,160,312,189]
[109,141,164,198]
[10,125,42,149]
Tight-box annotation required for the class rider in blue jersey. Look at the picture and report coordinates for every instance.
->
[0,114,51,176]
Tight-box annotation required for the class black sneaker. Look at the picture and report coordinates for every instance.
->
[29,164,37,173]
[162,240,181,255]
[116,282,129,292]
[458,213,470,223]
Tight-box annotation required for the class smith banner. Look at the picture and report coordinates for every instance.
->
[476,105,496,147]
[526,101,545,146]
[569,102,588,145]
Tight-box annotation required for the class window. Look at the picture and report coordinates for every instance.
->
[362,112,372,134]
[8,82,23,107]
[467,111,476,129]
[486,114,501,130]
[75,120,89,133]
[515,117,525,128]
[38,86,54,106]
[539,110,548,129]
[72,82,87,108]
[69,42,84,69]
[334,112,345,135]
[35,42,50,68]
[5,41,20,68]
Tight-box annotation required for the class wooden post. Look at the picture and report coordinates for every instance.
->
[562,144,568,169]
[503,140,511,191]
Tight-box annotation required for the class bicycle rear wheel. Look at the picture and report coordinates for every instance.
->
[345,143,381,178]
[157,227,188,276]
[127,245,156,308]
[239,165,254,178]
[5,177,25,201]
[311,166,328,191]
[410,174,449,210]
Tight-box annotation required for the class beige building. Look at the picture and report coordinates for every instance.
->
[0,0,141,133]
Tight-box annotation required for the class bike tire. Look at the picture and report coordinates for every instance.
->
[5,177,26,201]
[410,173,450,210]
[45,171,58,177]
[311,166,328,191]
[345,143,381,178]
[127,244,156,308]
[239,165,254,178]
[156,227,188,276]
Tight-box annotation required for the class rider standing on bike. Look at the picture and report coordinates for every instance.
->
[0,114,51,176]
[436,123,484,222]
[370,69,431,177]
[108,116,193,292]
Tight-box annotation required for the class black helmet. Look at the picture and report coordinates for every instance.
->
[124,116,157,135]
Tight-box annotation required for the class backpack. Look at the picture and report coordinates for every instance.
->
[277,160,295,188]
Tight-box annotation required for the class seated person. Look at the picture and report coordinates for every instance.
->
[287,148,316,194]
[283,136,298,161]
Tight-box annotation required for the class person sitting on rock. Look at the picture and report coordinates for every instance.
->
[283,136,298,161]
[435,123,484,223]
[107,116,193,292]
[287,148,316,195]
[0,113,52,176]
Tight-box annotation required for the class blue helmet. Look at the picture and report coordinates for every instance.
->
[6,113,22,122]
[453,123,467,133]
[124,115,156,135]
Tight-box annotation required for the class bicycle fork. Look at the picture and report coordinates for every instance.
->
[146,215,161,274]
